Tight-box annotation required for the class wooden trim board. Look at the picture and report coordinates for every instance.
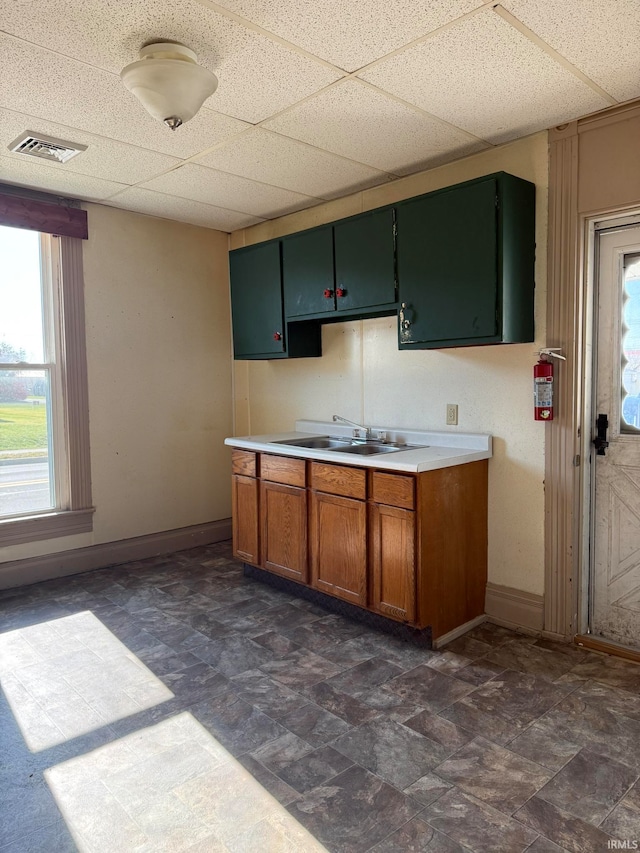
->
[60,236,93,511]
[0,191,88,238]
[574,634,640,664]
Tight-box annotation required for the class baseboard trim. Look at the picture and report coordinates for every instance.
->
[485,582,544,634]
[0,518,232,590]
[432,615,487,649]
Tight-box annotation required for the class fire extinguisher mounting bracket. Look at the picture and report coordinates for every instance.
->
[537,347,566,361]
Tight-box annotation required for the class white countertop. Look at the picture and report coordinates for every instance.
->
[225,420,492,473]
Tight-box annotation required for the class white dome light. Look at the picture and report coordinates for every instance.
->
[121,42,218,131]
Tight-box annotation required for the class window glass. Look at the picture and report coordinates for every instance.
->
[621,254,640,432]
[0,226,55,517]
[0,370,54,516]
[0,226,45,363]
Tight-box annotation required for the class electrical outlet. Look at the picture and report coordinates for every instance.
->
[446,403,458,426]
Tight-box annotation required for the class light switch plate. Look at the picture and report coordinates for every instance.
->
[446,403,458,426]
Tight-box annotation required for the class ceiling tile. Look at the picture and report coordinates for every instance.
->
[105,187,264,231]
[207,31,343,124]
[0,153,126,200]
[140,162,320,218]
[502,0,640,103]
[0,0,343,124]
[193,128,390,199]
[214,0,483,72]
[359,9,612,144]
[0,108,180,186]
[262,79,487,175]
[0,35,249,159]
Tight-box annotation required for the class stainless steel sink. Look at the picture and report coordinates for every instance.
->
[272,435,427,455]
[332,443,402,455]
[273,436,352,449]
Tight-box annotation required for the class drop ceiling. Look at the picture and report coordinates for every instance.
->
[0,0,637,232]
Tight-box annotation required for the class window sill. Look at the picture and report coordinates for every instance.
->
[0,508,94,547]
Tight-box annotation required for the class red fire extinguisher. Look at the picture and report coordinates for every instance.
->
[534,348,565,421]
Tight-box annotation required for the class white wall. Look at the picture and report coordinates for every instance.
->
[232,133,548,596]
[1,204,233,565]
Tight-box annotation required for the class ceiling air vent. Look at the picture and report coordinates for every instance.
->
[8,132,87,164]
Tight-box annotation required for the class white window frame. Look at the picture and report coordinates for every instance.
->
[0,232,93,545]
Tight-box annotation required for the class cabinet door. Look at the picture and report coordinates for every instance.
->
[334,208,396,313]
[232,474,259,563]
[229,241,285,357]
[282,226,335,318]
[310,491,367,606]
[369,504,416,623]
[397,178,498,346]
[260,481,308,583]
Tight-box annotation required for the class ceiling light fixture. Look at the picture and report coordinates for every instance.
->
[120,42,218,131]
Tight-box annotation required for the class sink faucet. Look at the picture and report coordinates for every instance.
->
[332,414,375,440]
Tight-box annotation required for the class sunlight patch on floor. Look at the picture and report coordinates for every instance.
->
[0,611,173,751]
[45,712,329,853]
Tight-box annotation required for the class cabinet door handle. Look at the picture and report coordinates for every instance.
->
[273,331,282,341]
[336,287,346,298]
[400,302,411,330]
[323,289,334,299]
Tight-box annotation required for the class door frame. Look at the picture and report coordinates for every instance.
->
[546,107,640,641]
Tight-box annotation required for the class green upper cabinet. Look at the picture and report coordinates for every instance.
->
[282,226,335,319]
[228,171,534,360]
[282,209,396,321]
[396,172,535,349]
[229,240,321,360]
[334,208,396,313]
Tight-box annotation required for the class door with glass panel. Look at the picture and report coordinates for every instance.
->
[592,224,640,650]
[0,225,63,518]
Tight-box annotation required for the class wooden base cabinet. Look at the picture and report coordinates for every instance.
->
[231,473,259,564]
[310,491,367,606]
[260,480,308,583]
[230,449,488,642]
[231,450,259,564]
[369,503,416,623]
[416,462,488,639]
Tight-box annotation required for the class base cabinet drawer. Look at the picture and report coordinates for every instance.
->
[310,462,366,499]
[310,491,367,606]
[261,454,306,487]
[232,449,257,477]
[260,480,308,583]
[370,471,415,509]
[369,503,416,622]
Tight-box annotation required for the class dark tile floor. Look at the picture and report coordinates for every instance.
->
[1,540,640,852]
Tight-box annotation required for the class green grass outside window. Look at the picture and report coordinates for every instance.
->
[0,402,48,452]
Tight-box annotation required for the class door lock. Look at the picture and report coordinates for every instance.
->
[593,413,609,456]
